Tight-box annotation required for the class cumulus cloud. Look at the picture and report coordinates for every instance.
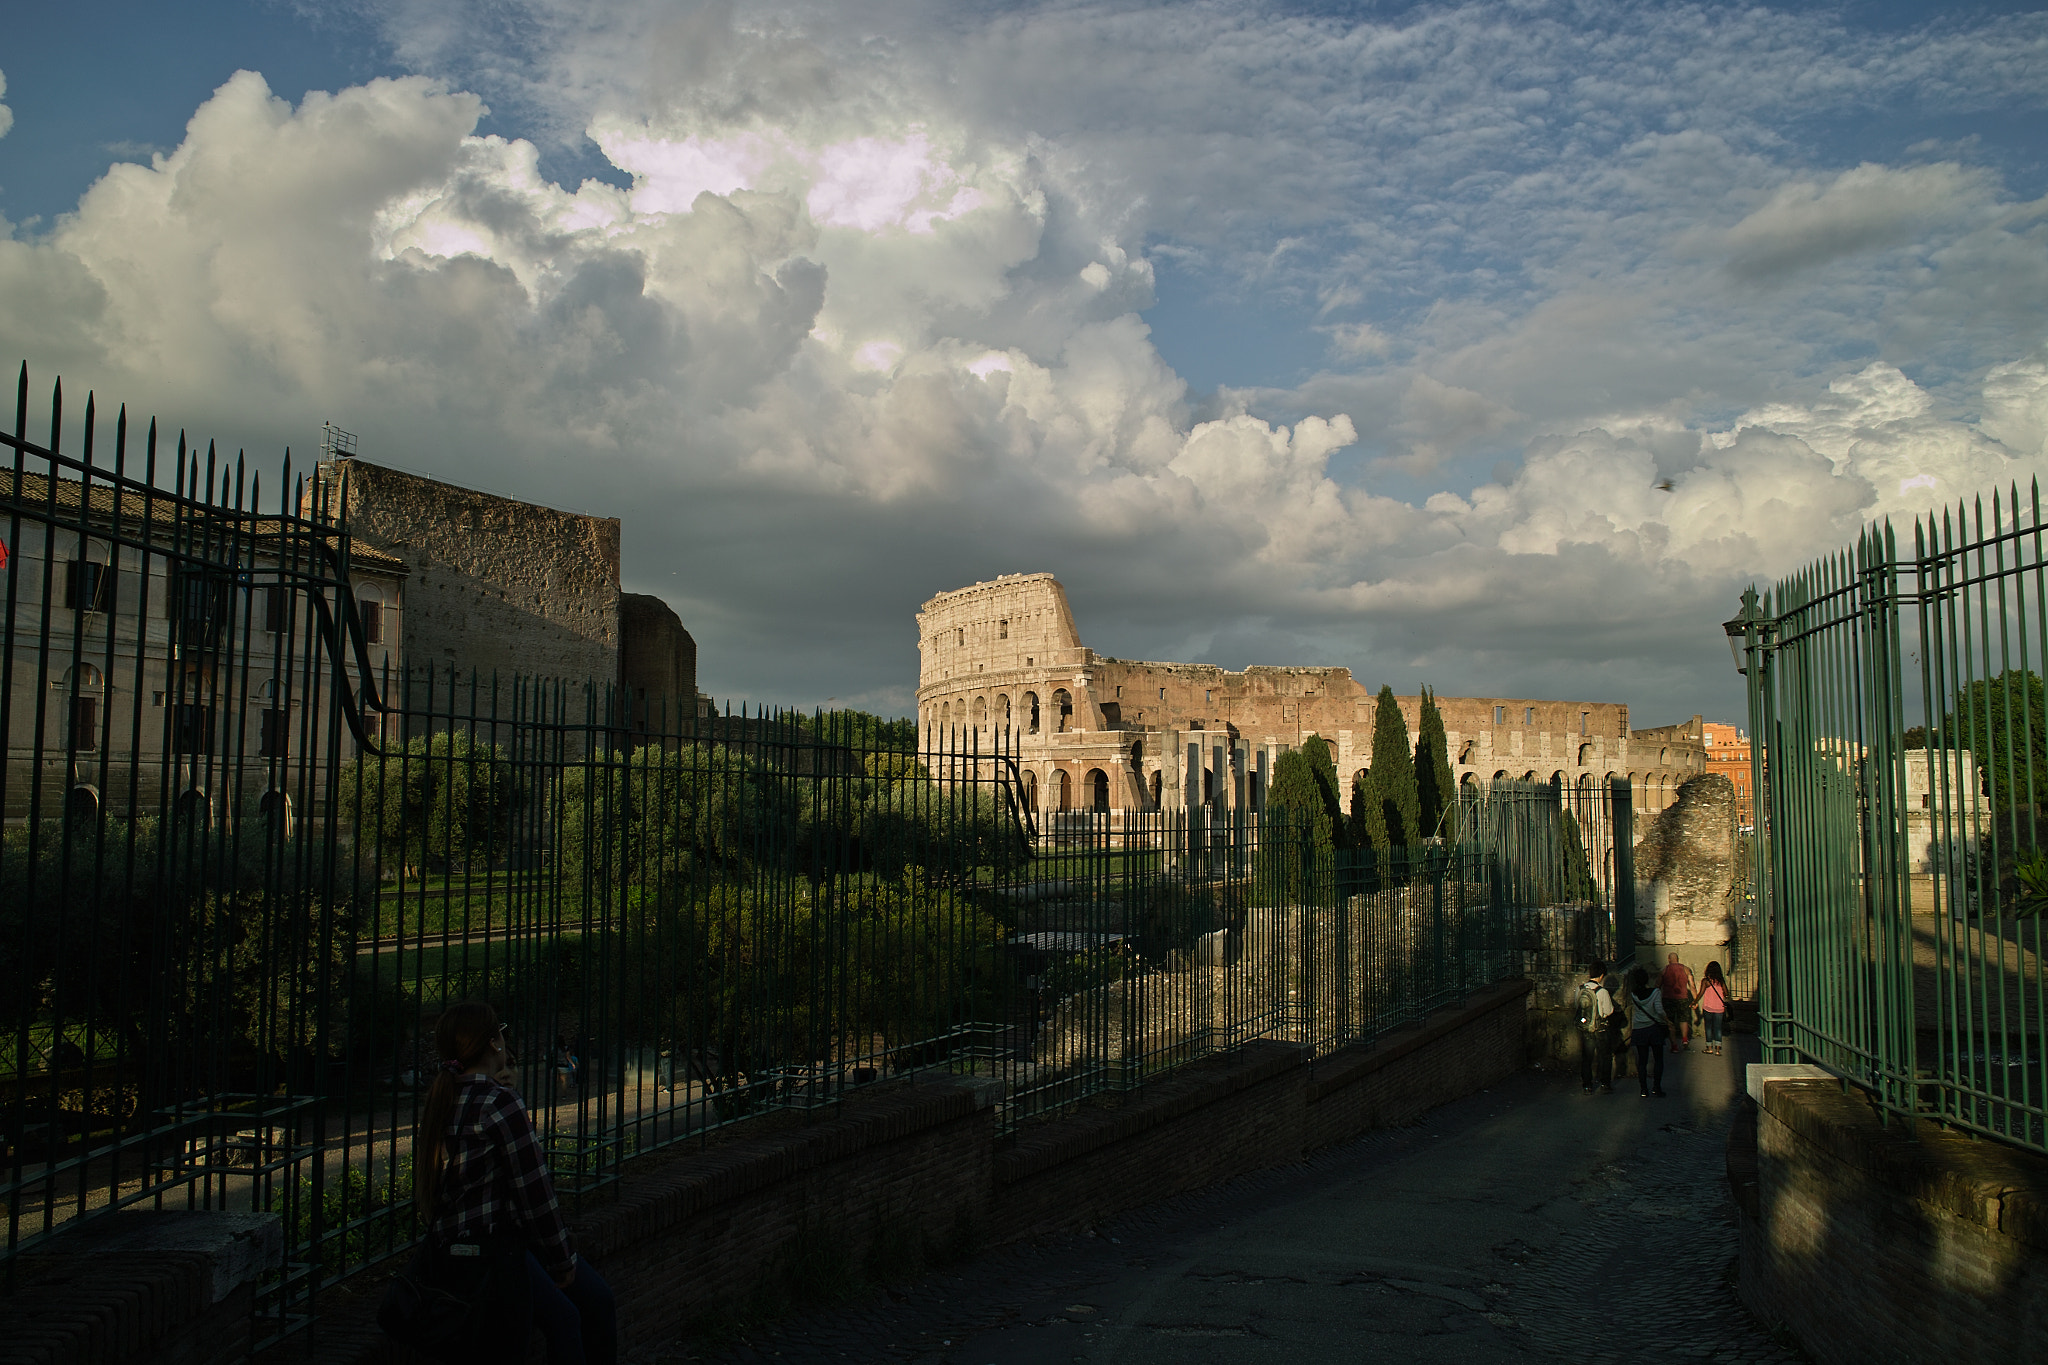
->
[0,70,12,142]
[3,2,2046,723]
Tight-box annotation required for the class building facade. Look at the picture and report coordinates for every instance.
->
[915,573,1707,817]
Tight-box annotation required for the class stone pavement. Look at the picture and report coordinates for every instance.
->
[657,1032,1804,1364]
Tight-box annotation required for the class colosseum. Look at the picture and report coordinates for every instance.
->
[916,573,1706,818]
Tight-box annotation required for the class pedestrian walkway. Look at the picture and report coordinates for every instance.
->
[664,1034,1803,1363]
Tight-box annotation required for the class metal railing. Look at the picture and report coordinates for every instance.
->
[1735,481,2048,1153]
[2,363,1632,1347]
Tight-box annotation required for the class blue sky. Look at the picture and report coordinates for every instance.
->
[2,1,2045,720]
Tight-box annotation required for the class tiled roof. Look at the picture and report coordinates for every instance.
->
[3,466,409,575]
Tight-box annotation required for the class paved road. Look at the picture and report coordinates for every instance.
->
[664,1033,1804,1365]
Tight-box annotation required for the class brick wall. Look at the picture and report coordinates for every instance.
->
[0,1213,277,1365]
[1737,1078,2048,1365]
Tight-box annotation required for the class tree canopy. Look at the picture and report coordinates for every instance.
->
[1415,687,1456,841]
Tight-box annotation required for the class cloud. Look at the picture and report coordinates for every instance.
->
[1712,162,1989,281]
[3,3,2046,726]
[0,69,12,140]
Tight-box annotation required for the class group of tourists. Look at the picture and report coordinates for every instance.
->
[1576,953,1730,1097]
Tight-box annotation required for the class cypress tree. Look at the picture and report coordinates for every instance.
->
[1298,734,1348,848]
[1415,687,1457,841]
[1368,685,1420,851]
[1261,747,1334,904]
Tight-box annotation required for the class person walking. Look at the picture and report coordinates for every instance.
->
[1658,952,1696,1051]
[1698,961,1729,1055]
[413,1001,619,1364]
[1625,967,1669,1097]
[1575,959,1618,1094]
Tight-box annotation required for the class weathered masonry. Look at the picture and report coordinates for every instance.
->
[915,573,1706,818]
[314,457,699,718]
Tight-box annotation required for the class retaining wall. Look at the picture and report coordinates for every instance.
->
[1734,1068,2048,1365]
[19,979,1531,1364]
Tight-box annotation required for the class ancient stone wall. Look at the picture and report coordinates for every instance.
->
[1632,772,1738,948]
[619,591,698,730]
[915,573,1706,818]
[322,458,621,687]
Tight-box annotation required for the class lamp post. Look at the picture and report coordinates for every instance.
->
[1724,585,1786,1061]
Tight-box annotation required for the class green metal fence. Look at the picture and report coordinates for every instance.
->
[3,363,1627,1349]
[1735,482,2048,1153]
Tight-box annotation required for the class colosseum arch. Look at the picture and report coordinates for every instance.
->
[1025,692,1041,735]
[1052,768,1071,810]
[1578,742,1593,766]
[1493,769,1510,785]
[997,693,1011,733]
[1051,689,1073,733]
[1087,768,1109,811]
[1149,770,1163,808]
[1023,768,1038,808]
[1457,740,1476,764]
[971,695,987,735]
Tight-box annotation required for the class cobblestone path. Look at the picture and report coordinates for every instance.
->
[650,1037,1804,1365]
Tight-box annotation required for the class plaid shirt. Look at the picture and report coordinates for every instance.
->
[428,1074,576,1280]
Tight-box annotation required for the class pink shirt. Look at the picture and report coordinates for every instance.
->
[1699,979,1727,1013]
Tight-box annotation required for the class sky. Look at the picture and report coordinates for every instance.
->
[2,1,2046,725]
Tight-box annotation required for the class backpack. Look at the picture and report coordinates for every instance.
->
[1577,981,1610,1035]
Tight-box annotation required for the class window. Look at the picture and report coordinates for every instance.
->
[1052,689,1073,733]
[174,573,230,646]
[1493,705,1504,725]
[357,585,386,645]
[1087,768,1109,811]
[1525,707,1534,725]
[1580,711,1589,735]
[999,619,1008,639]
[1116,685,1123,698]
[1205,689,1212,704]
[1159,687,1167,700]
[66,558,113,612]
[956,627,964,647]
[264,585,289,633]
[259,708,289,759]
[1025,692,1040,735]
[68,695,99,751]
[173,703,216,755]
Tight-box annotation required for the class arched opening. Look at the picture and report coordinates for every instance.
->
[1460,772,1478,790]
[1023,768,1038,808]
[1577,742,1593,766]
[1051,689,1073,733]
[1052,768,1071,811]
[66,785,100,826]
[1087,768,1109,811]
[1493,769,1510,786]
[1522,770,1537,783]
[1353,768,1368,792]
[1203,767,1214,804]
[997,693,1011,734]
[1025,692,1040,735]
[1457,740,1476,764]
[1148,770,1163,808]
[259,789,293,840]
[1130,740,1143,765]
[1659,746,1669,765]
[175,788,212,832]
[971,694,988,737]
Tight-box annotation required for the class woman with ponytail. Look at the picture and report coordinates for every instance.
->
[410,1001,617,1364]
